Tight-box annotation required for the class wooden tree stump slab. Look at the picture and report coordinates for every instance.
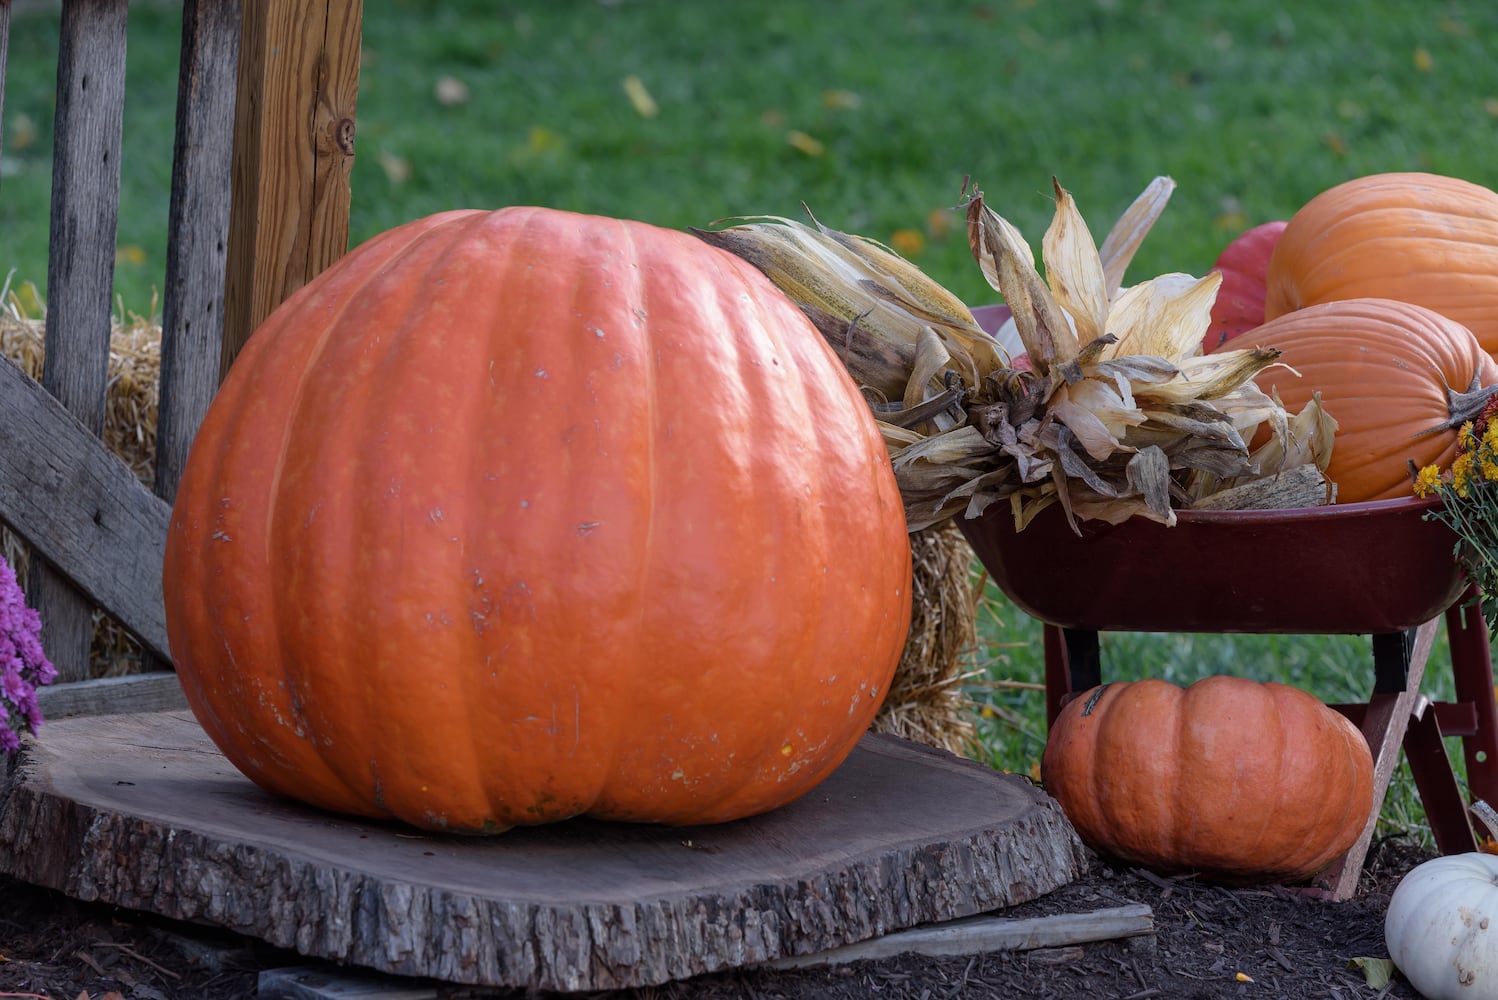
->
[0,710,1086,992]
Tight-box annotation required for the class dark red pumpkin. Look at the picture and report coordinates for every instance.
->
[1203,220,1286,352]
[162,207,913,833]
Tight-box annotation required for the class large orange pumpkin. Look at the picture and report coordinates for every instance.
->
[1264,171,1498,357]
[162,207,913,833]
[1238,298,1498,502]
[1041,676,1374,884]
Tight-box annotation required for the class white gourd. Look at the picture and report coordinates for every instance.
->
[1385,853,1498,1000]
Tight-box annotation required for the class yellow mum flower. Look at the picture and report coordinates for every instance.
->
[1454,452,1476,498]
[1462,421,1480,453]
[1485,419,1498,450]
[1483,454,1498,483]
[1414,464,1444,498]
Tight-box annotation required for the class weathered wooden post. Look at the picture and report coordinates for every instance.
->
[28,0,131,684]
[223,0,363,376]
[0,0,362,715]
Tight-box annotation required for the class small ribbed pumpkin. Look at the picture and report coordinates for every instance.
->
[162,207,913,833]
[1041,676,1373,884]
[1233,297,1498,503]
[1264,171,1498,357]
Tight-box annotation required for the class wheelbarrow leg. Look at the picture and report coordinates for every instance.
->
[1446,586,1498,816]
[1403,697,1478,854]
[1043,625,1100,726]
[1320,617,1441,900]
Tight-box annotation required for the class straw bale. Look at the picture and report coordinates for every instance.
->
[869,520,984,756]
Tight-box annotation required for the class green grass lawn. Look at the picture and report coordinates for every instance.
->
[7,0,1498,844]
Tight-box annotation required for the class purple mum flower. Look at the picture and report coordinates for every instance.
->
[1,658,29,702]
[0,556,56,754]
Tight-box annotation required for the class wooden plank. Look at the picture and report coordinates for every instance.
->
[1318,616,1440,900]
[140,0,245,678]
[260,899,1151,999]
[154,0,244,504]
[37,672,187,720]
[258,966,439,1000]
[0,0,10,196]
[222,0,363,376]
[763,903,1154,969]
[31,0,130,682]
[0,356,172,662]
[0,714,1087,993]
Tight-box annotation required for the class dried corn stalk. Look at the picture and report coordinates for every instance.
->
[697,177,1334,532]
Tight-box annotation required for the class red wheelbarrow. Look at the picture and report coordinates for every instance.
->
[961,301,1497,894]
[958,494,1498,898]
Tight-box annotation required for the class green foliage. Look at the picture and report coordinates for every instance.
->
[6,1,1498,313]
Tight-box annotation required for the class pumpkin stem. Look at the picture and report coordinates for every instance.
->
[1415,375,1498,439]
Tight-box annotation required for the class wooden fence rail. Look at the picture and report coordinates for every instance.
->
[0,0,363,717]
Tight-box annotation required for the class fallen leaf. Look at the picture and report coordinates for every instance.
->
[114,245,147,266]
[889,229,925,257]
[376,149,410,184]
[926,208,954,240]
[9,112,36,151]
[1349,956,1394,989]
[434,75,470,106]
[526,125,566,155]
[821,88,861,110]
[786,130,824,157]
[622,74,658,118]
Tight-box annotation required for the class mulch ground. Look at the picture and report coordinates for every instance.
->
[0,837,1431,1000]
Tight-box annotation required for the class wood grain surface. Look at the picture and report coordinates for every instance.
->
[0,711,1086,991]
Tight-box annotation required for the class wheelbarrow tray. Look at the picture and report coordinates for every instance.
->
[957,495,1465,635]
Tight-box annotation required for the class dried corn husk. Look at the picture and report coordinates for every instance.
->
[698,176,1335,533]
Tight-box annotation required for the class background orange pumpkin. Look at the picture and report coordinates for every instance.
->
[1041,676,1374,883]
[1264,171,1498,358]
[1231,297,1498,502]
[162,207,914,833]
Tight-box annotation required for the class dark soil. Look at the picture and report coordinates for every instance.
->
[0,837,1431,1000]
